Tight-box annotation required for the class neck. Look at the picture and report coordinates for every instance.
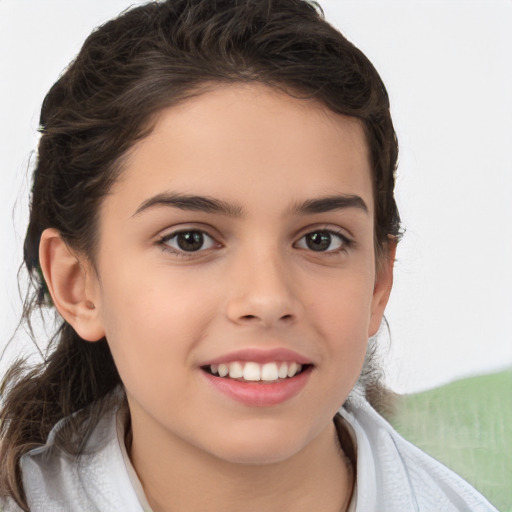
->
[127,414,354,512]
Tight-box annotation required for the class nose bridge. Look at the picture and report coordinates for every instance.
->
[225,237,301,327]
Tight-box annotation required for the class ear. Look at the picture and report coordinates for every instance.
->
[39,228,105,342]
[368,239,397,337]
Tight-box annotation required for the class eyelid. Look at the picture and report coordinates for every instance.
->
[156,222,223,242]
[295,224,353,242]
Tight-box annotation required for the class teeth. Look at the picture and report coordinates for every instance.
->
[243,362,261,381]
[218,363,229,377]
[261,362,279,381]
[228,362,243,379]
[288,362,299,378]
[208,361,305,381]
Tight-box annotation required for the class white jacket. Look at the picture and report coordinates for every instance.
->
[1,396,498,511]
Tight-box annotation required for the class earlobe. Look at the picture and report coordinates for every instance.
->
[368,240,397,337]
[39,228,105,342]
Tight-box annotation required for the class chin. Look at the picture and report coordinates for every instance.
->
[205,426,309,466]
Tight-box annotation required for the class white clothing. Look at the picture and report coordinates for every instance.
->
[338,397,498,511]
[1,397,498,511]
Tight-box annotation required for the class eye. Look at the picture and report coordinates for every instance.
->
[159,229,218,254]
[295,229,349,253]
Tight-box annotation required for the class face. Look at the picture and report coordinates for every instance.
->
[87,84,392,465]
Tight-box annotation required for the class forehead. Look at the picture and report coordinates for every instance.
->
[109,83,373,218]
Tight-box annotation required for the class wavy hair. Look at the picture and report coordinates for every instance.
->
[0,0,400,508]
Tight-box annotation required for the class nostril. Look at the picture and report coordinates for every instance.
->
[240,314,294,322]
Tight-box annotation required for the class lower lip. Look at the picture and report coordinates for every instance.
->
[201,366,312,407]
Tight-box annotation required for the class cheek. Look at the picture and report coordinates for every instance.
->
[308,265,375,331]
[304,268,375,373]
[97,263,218,384]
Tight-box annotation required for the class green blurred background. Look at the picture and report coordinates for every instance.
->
[386,368,512,511]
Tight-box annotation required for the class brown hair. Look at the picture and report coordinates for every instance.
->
[0,0,400,508]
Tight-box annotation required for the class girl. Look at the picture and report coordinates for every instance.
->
[0,1,498,510]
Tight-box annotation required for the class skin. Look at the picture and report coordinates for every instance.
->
[40,84,394,512]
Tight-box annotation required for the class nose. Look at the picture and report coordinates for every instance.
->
[225,247,303,328]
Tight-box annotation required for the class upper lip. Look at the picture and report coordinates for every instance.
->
[199,347,313,367]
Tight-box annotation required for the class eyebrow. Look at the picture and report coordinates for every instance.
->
[132,192,368,218]
[133,193,243,217]
[288,194,368,215]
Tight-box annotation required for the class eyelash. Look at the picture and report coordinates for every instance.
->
[157,227,353,258]
[157,230,220,258]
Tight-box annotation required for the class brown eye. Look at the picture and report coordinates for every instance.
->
[305,232,332,251]
[296,230,347,252]
[161,230,217,253]
[176,231,205,251]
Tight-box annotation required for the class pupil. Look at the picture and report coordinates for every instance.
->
[177,231,203,251]
[306,232,331,251]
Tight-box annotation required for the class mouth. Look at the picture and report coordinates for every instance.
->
[201,361,312,383]
[199,348,314,406]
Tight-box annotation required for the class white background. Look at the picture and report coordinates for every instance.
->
[1,0,511,393]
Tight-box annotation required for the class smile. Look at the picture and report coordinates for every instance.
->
[200,351,313,406]
[204,361,307,382]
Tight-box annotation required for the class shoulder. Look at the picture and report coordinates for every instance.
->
[339,397,498,512]
[19,402,143,511]
[0,497,24,512]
